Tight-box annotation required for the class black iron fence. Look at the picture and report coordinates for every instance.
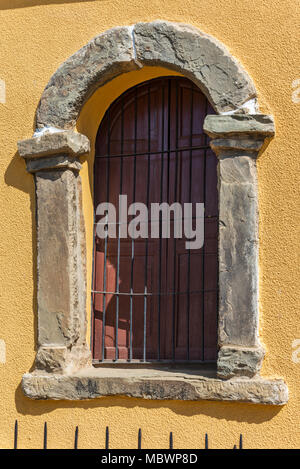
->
[12,420,243,449]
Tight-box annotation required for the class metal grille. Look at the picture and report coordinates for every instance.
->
[92,77,218,364]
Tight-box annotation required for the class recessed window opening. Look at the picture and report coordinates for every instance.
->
[92,76,218,364]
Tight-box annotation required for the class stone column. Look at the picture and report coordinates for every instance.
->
[18,131,92,374]
[204,114,275,379]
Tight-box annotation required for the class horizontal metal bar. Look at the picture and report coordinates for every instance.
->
[91,289,217,296]
[95,144,210,160]
[94,215,217,226]
[92,359,217,365]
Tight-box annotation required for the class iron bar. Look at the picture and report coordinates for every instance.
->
[101,108,111,362]
[142,83,151,362]
[157,81,165,361]
[202,98,208,361]
[172,79,179,362]
[114,96,124,361]
[93,359,216,365]
[138,428,142,449]
[91,289,217,296]
[95,144,210,160]
[166,80,173,360]
[129,87,138,362]
[186,83,194,361]
[94,214,216,226]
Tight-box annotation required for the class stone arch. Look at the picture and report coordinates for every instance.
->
[18,21,289,405]
[36,21,257,131]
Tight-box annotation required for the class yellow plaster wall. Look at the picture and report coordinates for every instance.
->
[0,0,299,449]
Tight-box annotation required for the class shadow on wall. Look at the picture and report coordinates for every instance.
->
[4,153,38,367]
[14,383,283,424]
[0,0,100,9]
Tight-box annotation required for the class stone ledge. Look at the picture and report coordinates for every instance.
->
[22,367,288,405]
[204,114,275,138]
[18,130,90,159]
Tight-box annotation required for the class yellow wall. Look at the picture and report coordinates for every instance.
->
[0,0,299,449]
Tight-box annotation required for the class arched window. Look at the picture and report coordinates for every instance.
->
[20,22,284,403]
[92,77,218,364]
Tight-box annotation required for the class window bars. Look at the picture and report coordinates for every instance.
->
[92,77,218,364]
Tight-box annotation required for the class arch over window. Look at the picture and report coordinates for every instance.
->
[18,22,288,404]
[92,76,218,363]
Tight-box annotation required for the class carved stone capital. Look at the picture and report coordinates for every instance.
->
[18,130,90,173]
[18,130,90,159]
[203,114,275,139]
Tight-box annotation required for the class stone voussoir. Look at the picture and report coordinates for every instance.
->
[18,130,90,159]
[22,370,288,405]
[36,21,258,130]
[36,26,138,130]
[133,21,256,114]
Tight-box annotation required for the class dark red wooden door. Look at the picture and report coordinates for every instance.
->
[93,77,218,362]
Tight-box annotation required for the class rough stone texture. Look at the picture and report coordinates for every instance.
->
[35,21,257,130]
[202,115,275,360]
[35,345,92,374]
[18,24,288,399]
[19,130,93,374]
[133,21,256,114]
[22,368,288,405]
[33,167,92,372]
[18,130,90,159]
[210,137,265,153]
[218,154,260,348]
[204,114,275,138]
[202,115,277,380]
[26,155,82,173]
[217,345,265,379]
[36,26,138,130]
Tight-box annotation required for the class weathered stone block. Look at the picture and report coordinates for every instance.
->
[217,345,265,378]
[36,26,138,129]
[204,114,275,138]
[18,130,90,159]
[22,368,288,405]
[133,21,256,114]
[218,179,259,347]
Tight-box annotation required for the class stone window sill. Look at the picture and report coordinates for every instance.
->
[22,366,288,405]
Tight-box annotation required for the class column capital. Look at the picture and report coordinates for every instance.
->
[204,114,275,156]
[18,130,90,173]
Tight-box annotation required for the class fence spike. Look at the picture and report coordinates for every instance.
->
[239,434,243,449]
[105,426,109,449]
[43,422,47,449]
[205,433,208,449]
[138,428,142,449]
[14,420,18,450]
[74,426,79,449]
[169,432,173,449]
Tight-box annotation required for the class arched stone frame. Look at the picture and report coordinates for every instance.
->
[18,21,288,404]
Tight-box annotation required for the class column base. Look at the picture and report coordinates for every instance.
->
[217,345,265,379]
[35,345,92,374]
